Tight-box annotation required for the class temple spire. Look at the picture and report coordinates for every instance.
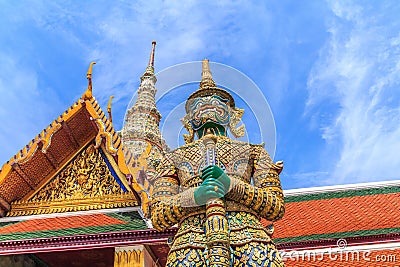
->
[122,40,169,207]
[199,59,216,89]
[82,62,96,100]
[148,40,156,68]
[141,41,156,79]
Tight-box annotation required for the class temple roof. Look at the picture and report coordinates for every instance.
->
[0,207,175,265]
[264,181,400,266]
[0,208,147,243]
[0,92,150,217]
[262,180,400,250]
[0,60,164,265]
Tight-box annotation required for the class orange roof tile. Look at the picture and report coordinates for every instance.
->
[267,192,400,240]
[0,214,126,234]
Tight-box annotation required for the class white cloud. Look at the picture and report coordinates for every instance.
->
[0,52,64,165]
[79,1,274,127]
[306,1,400,184]
[0,3,78,164]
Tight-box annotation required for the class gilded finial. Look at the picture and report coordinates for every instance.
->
[82,62,96,100]
[107,95,114,124]
[200,59,216,89]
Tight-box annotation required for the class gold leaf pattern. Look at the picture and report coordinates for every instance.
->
[30,144,123,202]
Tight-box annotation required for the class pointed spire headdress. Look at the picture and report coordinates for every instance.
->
[182,59,245,142]
[185,59,235,112]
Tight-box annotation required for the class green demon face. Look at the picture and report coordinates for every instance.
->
[188,95,230,131]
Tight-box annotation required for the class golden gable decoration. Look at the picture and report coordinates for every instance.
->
[8,144,138,216]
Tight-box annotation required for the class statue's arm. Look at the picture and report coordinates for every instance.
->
[150,157,197,231]
[226,147,285,221]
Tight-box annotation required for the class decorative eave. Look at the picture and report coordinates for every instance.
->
[0,92,148,217]
[0,228,177,256]
[7,192,138,217]
[1,226,400,258]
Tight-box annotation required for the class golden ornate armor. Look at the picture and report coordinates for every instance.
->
[151,60,285,267]
[152,137,285,266]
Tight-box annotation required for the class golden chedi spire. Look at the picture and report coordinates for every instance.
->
[82,62,96,100]
[124,41,163,145]
[122,41,170,205]
[122,41,169,186]
[133,41,159,120]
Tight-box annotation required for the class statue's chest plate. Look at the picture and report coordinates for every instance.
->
[169,138,254,187]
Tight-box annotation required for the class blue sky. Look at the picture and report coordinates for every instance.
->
[1,1,400,189]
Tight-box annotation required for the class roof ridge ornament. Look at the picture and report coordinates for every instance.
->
[82,62,96,100]
[107,95,114,124]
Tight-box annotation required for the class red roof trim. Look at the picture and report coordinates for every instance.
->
[1,227,400,256]
[0,228,177,255]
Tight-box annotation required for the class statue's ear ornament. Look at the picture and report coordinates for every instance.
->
[229,107,246,138]
[181,114,195,144]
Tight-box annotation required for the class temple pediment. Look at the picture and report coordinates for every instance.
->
[7,144,138,217]
[0,95,146,217]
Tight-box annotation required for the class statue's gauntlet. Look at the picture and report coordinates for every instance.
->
[226,149,285,221]
[151,176,198,231]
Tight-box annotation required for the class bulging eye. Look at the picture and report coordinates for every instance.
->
[195,100,204,107]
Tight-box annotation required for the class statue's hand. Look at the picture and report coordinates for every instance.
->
[201,165,230,191]
[194,177,225,206]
